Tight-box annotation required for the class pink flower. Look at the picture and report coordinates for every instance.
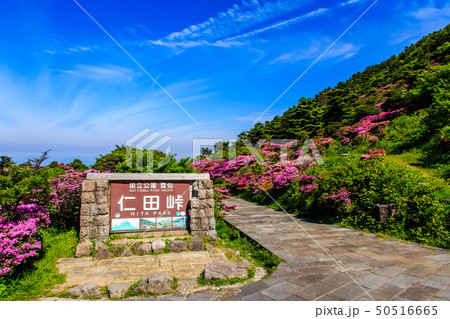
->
[360,149,386,160]
[323,188,351,209]
[315,137,333,147]
[223,205,237,212]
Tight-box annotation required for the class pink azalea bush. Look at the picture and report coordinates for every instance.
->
[314,137,333,149]
[337,81,410,146]
[298,173,319,193]
[360,149,386,160]
[1,165,101,276]
[212,187,236,214]
[193,141,319,196]
[338,108,405,145]
[50,168,101,204]
[322,188,352,213]
[214,187,231,199]
[0,204,50,275]
[48,168,101,229]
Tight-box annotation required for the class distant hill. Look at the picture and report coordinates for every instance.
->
[112,220,139,231]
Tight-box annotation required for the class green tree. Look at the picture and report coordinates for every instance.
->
[27,150,51,171]
[93,145,194,174]
[0,156,14,175]
[69,159,89,172]
[91,145,127,172]
[201,147,212,156]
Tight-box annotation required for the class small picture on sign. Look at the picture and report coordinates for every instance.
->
[140,218,156,230]
[172,217,187,229]
[111,218,139,231]
[157,217,172,229]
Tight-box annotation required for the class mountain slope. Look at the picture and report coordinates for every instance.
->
[239,24,450,178]
[241,24,450,140]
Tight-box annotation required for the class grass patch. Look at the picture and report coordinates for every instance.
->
[123,234,142,239]
[109,233,122,240]
[121,279,158,299]
[120,278,178,299]
[128,244,138,255]
[163,239,170,253]
[197,267,256,287]
[435,188,450,200]
[0,228,78,301]
[100,285,108,295]
[172,277,178,290]
[386,151,440,178]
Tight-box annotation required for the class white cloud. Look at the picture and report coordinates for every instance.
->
[391,3,450,45]
[148,39,245,49]
[58,64,137,81]
[42,40,96,56]
[223,8,329,42]
[325,42,361,59]
[148,0,320,48]
[409,4,450,21]
[144,0,374,50]
[270,40,361,64]
[339,0,365,7]
[67,46,91,52]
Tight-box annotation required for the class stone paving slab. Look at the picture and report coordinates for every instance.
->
[215,197,450,301]
[56,251,227,288]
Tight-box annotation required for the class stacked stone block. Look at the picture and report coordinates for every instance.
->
[79,179,110,243]
[190,179,216,240]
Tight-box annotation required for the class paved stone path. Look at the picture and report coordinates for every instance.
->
[215,197,450,301]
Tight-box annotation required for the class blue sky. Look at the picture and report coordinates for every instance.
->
[0,0,449,165]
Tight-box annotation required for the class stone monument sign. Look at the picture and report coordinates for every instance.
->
[79,173,216,242]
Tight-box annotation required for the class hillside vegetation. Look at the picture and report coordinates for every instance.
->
[239,24,450,179]
[194,25,450,248]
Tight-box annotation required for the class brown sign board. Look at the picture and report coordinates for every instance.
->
[110,181,190,233]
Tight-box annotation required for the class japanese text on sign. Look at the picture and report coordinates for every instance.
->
[110,181,190,233]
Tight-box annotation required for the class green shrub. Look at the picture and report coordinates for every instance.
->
[380,111,428,153]
[0,166,64,218]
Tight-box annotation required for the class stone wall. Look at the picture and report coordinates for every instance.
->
[78,173,216,243]
[189,179,215,239]
[80,179,110,243]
